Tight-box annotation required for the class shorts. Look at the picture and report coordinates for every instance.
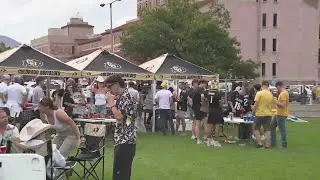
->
[208,108,224,125]
[194,110,206,121]
[254,116,272,131]
[94,105,107,114]
[176,110,186,118]
[187,107,194,119]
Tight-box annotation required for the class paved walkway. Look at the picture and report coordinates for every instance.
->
[290,103,320,117]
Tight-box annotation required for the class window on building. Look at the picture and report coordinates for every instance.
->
[318,48,320,64]
[274,0,278,3]
[272,38,277,52]
[262,13,267,27]
[262,38,266,52]
[272,63,276,76]
[273,13,278,27]
[71,46,75,54]
[262,63,266,76]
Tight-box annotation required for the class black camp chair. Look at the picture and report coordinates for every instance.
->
[68,123,107,180]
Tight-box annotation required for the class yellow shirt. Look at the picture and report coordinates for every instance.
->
[316,87,320,97]
[254,89,274,116]
[276,90,289,116]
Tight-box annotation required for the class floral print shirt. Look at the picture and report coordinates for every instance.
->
[114,89,137,146]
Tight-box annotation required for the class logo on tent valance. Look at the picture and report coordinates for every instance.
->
[145,65,155,71]
[171,65,187,73]
[22,59,43,68]
[104,62,121,69]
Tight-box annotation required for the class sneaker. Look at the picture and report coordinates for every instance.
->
[207,138,214,147]
[251,135,256,140]
[212,140,222,147]
[256,144,264,149]
[191,135,196,140]
[196,139,202,145]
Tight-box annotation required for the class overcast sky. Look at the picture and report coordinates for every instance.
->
[0,0,137,44]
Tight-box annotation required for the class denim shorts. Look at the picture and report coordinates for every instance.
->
[94,105,107,114]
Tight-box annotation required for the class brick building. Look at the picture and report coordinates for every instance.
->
[31,0,320,83]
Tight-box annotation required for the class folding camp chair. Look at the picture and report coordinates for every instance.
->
[68,123,106,180]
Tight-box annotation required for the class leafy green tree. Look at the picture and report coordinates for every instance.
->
[0,42,10,53]
[121,0,259,78]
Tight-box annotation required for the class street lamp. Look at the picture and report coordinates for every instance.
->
[100,0,121,53]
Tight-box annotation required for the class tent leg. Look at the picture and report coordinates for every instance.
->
[152,79,156,132]
[46,77,50,97]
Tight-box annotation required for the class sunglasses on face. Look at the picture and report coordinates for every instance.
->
[106,82,118,89]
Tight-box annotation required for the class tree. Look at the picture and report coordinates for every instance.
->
[0,42,10,53]
[121,0,259,78]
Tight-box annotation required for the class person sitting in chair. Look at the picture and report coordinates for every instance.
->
[13,119,66,180]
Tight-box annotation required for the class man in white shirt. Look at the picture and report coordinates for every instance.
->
[154,82,174,135]
[127,82,140,102]
[0,76,27,129]
[0,75,10,107]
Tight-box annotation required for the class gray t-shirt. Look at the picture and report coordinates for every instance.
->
[32,85,44,110]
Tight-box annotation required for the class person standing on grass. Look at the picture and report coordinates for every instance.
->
[105,74,137,180]
[188,79,198,139]
[32,77,45,119]
[191,80,207,145]
[316,84,320,104]
[271,81,289,148]
[176,82,188,136]
[252,80,274,148]
[199,80,209,140]
[205,87,223,147]
[154,82,174,135]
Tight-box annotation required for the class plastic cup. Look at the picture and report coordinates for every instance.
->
[0,146,7,153]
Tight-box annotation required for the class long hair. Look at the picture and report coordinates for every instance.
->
[39,97,58,110]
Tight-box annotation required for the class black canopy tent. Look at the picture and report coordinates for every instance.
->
[0,44,79,77]
[67,49,152,80]
[139,53,219,132]
[139,53,216,80]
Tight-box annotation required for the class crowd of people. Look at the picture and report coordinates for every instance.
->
[154,78,289,149]
[0,74,137,180]
[0,73,291,180]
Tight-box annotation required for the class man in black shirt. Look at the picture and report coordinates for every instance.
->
[243,94,251,114]
[228,87,245,117]
[205,87,224,147]
[176,83,188,136]
[188,79,198,140]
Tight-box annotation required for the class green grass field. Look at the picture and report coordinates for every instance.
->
[71,118,320,180]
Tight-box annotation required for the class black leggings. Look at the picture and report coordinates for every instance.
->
[113,144,136,180]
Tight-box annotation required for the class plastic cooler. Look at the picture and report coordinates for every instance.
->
[0,154,46,180]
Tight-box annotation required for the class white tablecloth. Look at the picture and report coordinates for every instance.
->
[74,118,116,123]
[224,117,254,124]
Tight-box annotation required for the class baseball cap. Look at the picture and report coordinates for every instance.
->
[261,80,269,86]
[1,75,10,80]
[160,82,168,89]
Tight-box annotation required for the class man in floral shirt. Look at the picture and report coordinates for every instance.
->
[105,74,136,180]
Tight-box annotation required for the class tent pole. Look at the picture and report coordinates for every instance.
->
[46,77,50,97]
[224,77,228,105]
